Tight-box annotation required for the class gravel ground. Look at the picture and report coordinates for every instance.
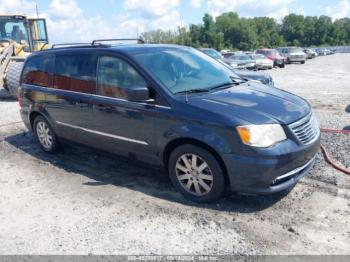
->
[0,54,349,255]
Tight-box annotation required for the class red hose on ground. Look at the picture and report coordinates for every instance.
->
[320,128,350,175]
[320,128,350,134]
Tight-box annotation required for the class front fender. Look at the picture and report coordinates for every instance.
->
[158,122,237,161]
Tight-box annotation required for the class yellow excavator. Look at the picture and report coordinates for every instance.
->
[0,14,48,98]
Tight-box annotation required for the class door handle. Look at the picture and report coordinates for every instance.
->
[75,101,89,107]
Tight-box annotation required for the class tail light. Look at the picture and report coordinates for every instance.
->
[267,55,274,60]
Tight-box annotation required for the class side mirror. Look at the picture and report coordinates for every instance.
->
[125,86,151,102]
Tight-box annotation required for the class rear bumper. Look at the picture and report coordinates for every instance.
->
[222,135,320,195]
[20,109,32,131]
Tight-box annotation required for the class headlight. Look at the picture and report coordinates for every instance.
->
[236,124,287,147]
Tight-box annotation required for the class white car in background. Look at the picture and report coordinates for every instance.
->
[249,54,273,69]
[277,47,307,64]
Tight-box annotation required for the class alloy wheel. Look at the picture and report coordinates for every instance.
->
[36,121,53,150]
[175,153,213,196]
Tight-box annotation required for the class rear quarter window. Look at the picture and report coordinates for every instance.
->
[53,53,97,94]
[21,55,54,87]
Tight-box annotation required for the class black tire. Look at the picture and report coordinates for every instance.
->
[33,116,58,153]
[280,63,285,68]
[168,144,226,203]
[301,61,305,64]
[5,60,24,98]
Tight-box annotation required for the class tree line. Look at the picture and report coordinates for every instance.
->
[141,12,350,51]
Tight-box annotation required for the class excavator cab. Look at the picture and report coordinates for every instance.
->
[28,18,49,52]
[0,15,48,53]
[0,15,49,97]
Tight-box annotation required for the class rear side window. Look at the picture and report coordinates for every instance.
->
[97,56,146,99]
[22,55,54,87]
[53,54,96,94]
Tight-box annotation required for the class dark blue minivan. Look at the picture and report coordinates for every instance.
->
[18,41,320,202]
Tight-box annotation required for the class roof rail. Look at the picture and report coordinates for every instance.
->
[91,38,145,45]
[51,43,91,49]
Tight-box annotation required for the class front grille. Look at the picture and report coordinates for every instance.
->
[289,113,320,145]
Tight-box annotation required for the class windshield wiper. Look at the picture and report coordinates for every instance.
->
[207,82,234,91]
[175,89,212,95]
[230,76,247,83]
[176,81,240,95]
[175,77,247,95]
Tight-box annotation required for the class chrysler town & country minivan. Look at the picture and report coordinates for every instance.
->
[18,41,320,202]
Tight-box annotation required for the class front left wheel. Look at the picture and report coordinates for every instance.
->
[34,116,58,153]
[168,145,226,203]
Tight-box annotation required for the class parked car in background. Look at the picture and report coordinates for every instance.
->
[221,52,235,59]
[277,47,307,64]
[303,48,317,59]
[256,48,285,68]
[231,67,274,87]
[198,48,224,60]
[249,54,273,70]
[223,53,256,70]
[19,42,320,202]
[220,49,231,55]
[198,48,275,87]
[316,48,330,56]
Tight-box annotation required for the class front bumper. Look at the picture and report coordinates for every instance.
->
[222,135,320,194]
[273,59,284,66]
[256,64,273,69]
[288,57,306,62]
[245,65,257,70]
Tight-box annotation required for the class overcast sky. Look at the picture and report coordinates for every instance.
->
[1,0,349,44]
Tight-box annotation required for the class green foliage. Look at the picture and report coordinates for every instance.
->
[141,13,350,50]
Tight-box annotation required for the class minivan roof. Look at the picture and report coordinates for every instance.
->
[36,43,191,55]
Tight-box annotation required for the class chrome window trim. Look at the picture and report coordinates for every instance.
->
[55,121,149,145]
[22,84,171,110]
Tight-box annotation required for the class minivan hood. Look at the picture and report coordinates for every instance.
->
[188,82,310,125]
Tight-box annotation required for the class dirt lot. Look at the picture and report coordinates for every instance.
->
[0,54,349,255]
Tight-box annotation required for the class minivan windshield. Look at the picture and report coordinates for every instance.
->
[133,47,242,94]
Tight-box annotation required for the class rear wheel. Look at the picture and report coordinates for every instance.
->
[301,61,305,64]
[5,60,24,98]
[280,63,285,68]
[34,116,58,153]
[168,145,226,202]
